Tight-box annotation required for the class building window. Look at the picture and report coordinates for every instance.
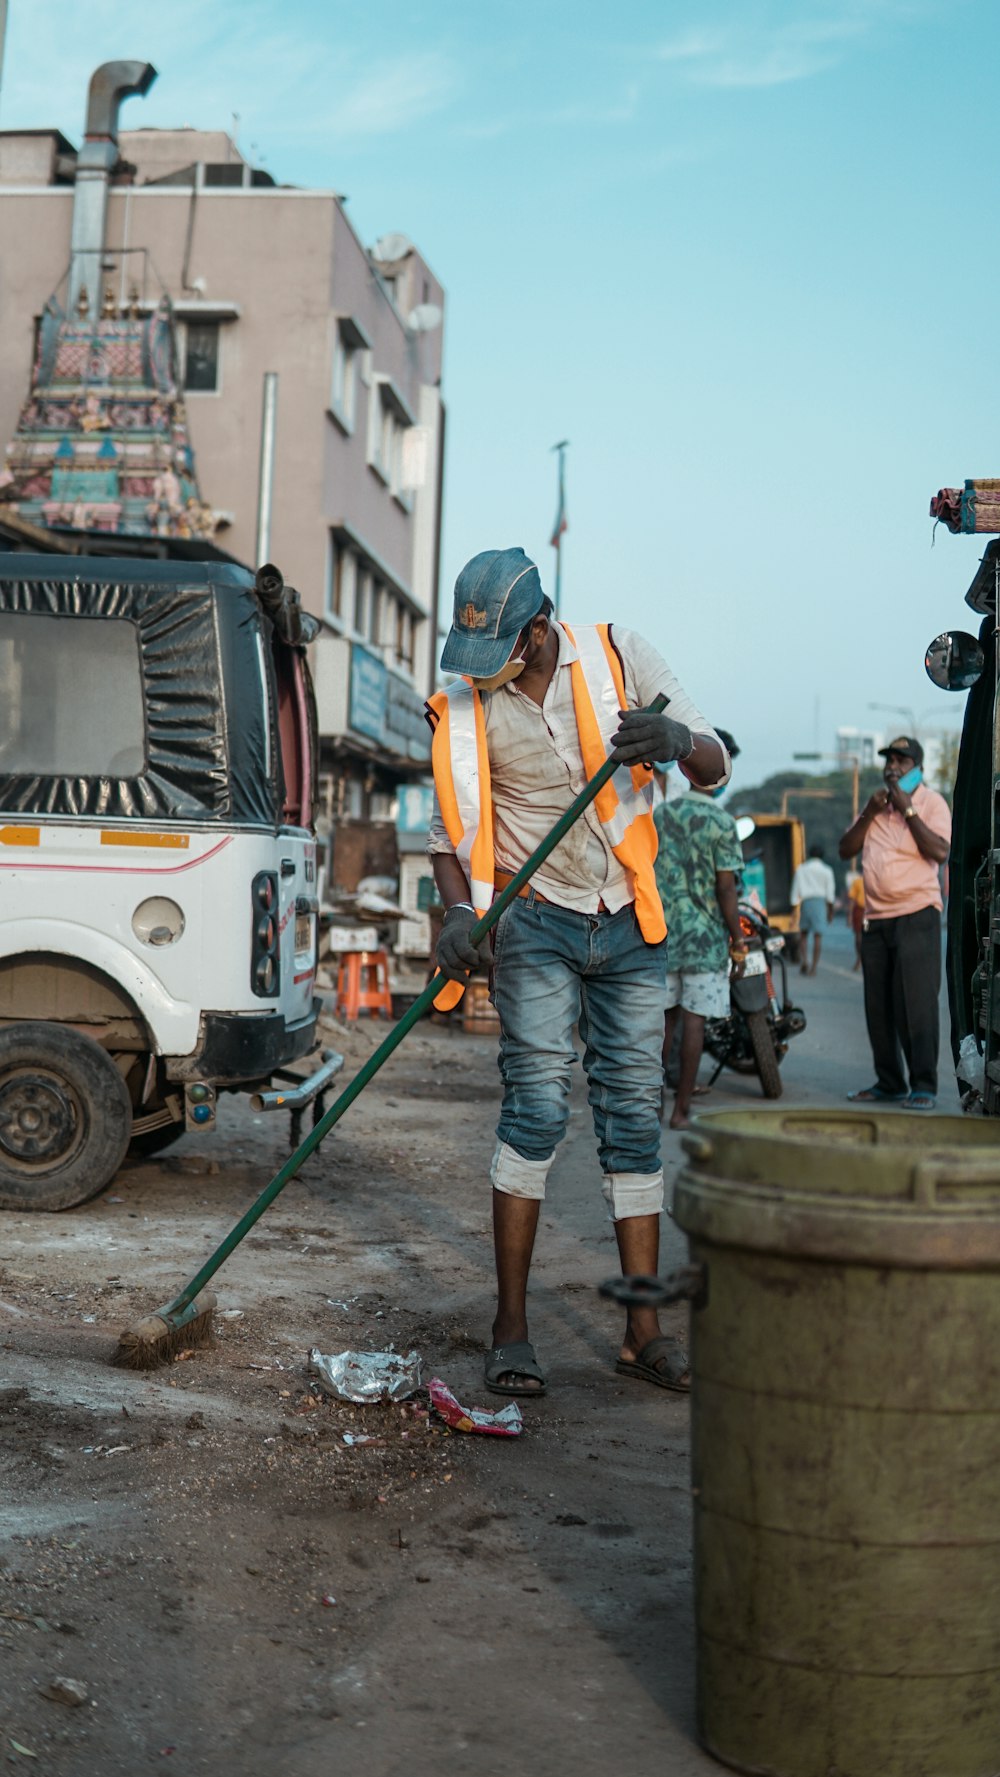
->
[368,584,382,647]
[327,537,355,625]
[368,378,414,501]
[184,322,220,392]
[394,602,415,673]
[331,332,357,431]
[353,568,369,638]
[330,316,369,433]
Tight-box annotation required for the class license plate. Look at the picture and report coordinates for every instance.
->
[740,950,767,976]
[294,914,312,954]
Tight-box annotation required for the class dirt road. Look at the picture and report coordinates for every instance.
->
[0,1006,709,1777]
[1,942,876,1775]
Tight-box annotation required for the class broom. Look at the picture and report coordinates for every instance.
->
[115,695,668,1366]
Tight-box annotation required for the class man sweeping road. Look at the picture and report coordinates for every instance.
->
[426,547,727,1397]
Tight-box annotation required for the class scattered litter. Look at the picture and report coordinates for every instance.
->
[103,1446,130,1458]
[40,1677,87,1707]
[308,1348,421,1403]
[326,1298,356,1311]
[107,1195,123,1203]
[428,1378,523,1437]
[81,1315,96,1325]
[219,1309,244,1320]
[9,1743,37,1759]
[342,1432,382,1447]
[320,1594,336,1607]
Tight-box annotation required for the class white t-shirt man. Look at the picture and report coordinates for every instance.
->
[791,856,837,906]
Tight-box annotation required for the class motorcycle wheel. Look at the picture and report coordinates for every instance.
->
[746,1009,783,1099]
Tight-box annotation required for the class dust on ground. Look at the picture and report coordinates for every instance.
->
[1,1011,713,1777]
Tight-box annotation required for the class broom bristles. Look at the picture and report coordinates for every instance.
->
[114,1291,217,1369]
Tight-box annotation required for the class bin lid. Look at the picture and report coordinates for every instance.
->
[676,1108,1000,1269]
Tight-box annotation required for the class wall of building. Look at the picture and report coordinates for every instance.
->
[0,120,446,822]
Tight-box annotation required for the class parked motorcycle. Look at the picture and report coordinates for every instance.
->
[703,900,806,1098]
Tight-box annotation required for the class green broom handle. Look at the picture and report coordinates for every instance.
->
[166,695,668,1320]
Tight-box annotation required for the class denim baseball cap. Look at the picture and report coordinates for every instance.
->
[878,734,924,767]
[440,547,545,677]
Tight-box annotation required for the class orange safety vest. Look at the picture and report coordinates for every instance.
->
[425,622,664,1009]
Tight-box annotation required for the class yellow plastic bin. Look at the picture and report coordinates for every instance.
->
[674,1107,1000,1777]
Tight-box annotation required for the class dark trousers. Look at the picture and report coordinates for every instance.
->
[861,906,941,1096]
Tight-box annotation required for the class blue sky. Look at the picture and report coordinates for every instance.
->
[2,0,996,787]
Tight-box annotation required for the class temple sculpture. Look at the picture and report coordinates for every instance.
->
[0,284,219,541]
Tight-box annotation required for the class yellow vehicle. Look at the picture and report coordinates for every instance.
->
[739,814,807,958]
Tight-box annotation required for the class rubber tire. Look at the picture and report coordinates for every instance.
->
[0,1023,133,1212]
[128,1120,185,1160]
[746,1009,783,1100]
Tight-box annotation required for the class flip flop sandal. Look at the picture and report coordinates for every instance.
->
[484,1341,547,1397]
[615,1335,691,1394]
[902,1092,936,1111]
[846,1085,907,1103]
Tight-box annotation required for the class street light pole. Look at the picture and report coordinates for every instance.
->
[549,440,568,619]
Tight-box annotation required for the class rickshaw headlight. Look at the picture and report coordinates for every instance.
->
[133,897,185,946]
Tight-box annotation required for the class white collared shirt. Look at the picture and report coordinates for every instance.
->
[428,623,728,914]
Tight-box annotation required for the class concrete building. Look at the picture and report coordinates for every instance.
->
[835,723,958,794]
[834,726,884,772]
[0,61,445,825]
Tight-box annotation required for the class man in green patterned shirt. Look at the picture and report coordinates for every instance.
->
[654,733,746,1128]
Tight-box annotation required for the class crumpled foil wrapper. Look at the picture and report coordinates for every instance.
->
[308,1347,422,1403]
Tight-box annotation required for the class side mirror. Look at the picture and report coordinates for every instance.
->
[735,816,756,842]
[925,630,984,691]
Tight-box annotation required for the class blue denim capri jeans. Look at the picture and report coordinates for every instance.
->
[489,893,666,1212]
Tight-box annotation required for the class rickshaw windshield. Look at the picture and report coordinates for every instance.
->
[0,555,279,827]
[0,612,146,778]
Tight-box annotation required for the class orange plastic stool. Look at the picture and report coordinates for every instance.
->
[335,949,393,1021]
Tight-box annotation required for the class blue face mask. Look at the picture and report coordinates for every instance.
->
[711,786,727,800]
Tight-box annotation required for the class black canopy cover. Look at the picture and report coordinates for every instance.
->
[0,554,278,825]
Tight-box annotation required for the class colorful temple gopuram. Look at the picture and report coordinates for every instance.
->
[0,283,218,542]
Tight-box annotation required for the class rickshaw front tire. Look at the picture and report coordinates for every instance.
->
[0,1022,133,1212]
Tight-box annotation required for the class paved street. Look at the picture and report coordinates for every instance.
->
[0,924,952,1775]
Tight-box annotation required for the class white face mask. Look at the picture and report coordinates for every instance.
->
[470,642,528,693]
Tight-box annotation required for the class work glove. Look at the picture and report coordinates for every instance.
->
[611,708,693,767]
[436,904,492,981]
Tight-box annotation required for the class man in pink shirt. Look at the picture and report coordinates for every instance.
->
[839,737,951,1110]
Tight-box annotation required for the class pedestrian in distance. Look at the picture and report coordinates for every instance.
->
[839,736,951,1111]
[654,729,747,1130]
[426,547,728,1397]
[791,843,837,976]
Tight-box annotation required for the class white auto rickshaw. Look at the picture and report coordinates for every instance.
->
[0,552,339,1209]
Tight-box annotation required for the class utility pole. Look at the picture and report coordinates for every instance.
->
[549,440,568,618]
[0,2,10,125]
[793,750,860,821]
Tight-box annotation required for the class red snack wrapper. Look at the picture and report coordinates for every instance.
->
[428,1377,523,1437]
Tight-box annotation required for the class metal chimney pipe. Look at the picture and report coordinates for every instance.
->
[255,373,279,566]
[69,60,157,310]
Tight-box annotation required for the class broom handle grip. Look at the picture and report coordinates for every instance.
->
[169,696,669,1315]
